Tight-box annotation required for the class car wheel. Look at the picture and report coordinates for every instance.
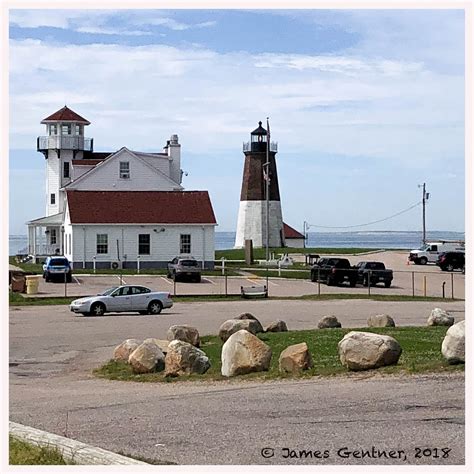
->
[66,273,72,283]
[419,257,428,265]
[349,279,356,287]
[326,275,334,286]
[45,272,51,282]
[446,264,454,272]
[148,300,163,315]
[310,272,316,282]
[384,281,392,288]
[195,275,201,283]
[462,265,465,274]
[90,302,106,316]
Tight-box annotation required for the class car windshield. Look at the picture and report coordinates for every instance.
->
[50,258,68,266]
[365,262,384,270]
[100,287,118,296]
[180,260,199,267]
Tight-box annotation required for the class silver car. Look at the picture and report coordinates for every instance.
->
[70,285,173,317]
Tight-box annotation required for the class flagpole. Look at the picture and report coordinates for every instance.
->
[265,118,270,264]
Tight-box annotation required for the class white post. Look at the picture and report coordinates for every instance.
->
[278,259,281,277]
[137,256,140,274]
[92,256,96,274]
[221,257,226,276]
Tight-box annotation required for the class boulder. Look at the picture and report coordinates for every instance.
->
[427,308,454,327]
[427,308,454,326]
[441,320,465,364]
[166,325,200,347]
[143,338,170,354]
[165,340,211,376]
[218,319,263,342]
[113,339,141,362]
[221,330,272,377]
[367,314,396,328]
[128,341,165,374]
[338,331,402,371]
[279,342,312,374]
[317,315,342,329]
[266,320,288,333]
[235,312,259,321]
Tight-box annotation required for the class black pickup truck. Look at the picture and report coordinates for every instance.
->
[355,261,393,288]
[310,258,357,287]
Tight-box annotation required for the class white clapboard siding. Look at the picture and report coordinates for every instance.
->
[70,224,215,266]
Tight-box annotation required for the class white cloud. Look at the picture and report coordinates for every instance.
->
[75,26,152,36]
[142,17,217,31]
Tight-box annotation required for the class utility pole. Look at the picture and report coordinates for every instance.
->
[419,183,429,244]
[265,118,271,263]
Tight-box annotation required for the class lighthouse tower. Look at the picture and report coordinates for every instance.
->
[37,106,92,217]
[234,121,285,248]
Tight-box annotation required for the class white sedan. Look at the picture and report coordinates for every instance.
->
[70,285,173,316]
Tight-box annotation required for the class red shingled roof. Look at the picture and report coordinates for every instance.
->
[283,222,304,239]
[41,106,90,125]
[66,190,217,225]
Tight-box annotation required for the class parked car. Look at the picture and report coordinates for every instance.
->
[355,261,393,288]
[436,251,465,272]
[42,256,72,282]
[69,285,173,316]
[167,257,201,282]
[310,258,357,287]
[408,240,465,265]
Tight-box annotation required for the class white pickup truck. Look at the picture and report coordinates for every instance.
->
[408,241,465,265]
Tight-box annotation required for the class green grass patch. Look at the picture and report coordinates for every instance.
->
[9,435,74,465]
[249,269,310,279]
[215,247,379,260]
[94,326,463,383]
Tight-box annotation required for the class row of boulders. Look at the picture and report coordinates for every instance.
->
[111,307,464,378]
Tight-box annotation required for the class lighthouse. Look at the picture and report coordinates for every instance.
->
[234,121,285,248]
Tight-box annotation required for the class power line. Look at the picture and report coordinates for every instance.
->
[306,200,422,230]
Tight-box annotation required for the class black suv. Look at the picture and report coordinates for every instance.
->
[436,252,465,272]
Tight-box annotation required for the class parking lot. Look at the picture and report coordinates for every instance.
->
[29,251,465,300]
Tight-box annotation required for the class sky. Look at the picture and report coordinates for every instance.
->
[8,6,466,235]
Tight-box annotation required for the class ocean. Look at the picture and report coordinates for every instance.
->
[9,231,465,255]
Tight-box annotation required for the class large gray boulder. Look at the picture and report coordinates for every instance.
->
[128,341,165,374]
[165,340,211,376]
[266,320,288,333]
[441,320,465,364]
[221,330,272,377]
[367,314,396,328]
[318,315,342,329]
[427,308,454,327]
[235,312,260,322]
[218,319,263,342]
[338,331,402,371]
[113,339,141,362]
[279,342,312,374]
[166,325,200,347]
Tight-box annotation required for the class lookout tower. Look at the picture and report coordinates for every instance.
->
[234,121,285,248]
[37,106,93,216]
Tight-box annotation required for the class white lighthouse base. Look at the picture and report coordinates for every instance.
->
[234,200,285,248]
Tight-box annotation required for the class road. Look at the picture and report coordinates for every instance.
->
[9,300,465,465]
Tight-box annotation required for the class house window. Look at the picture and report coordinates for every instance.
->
[61,124,71,135]
[50,193,56,205]
[49,124,57,135]
[96,234,108,254]
[119,162,130,179]
[180,234,191,254]
[50,229,57,245]
[64,162,70,178]
[138,234,150,255]
[75,124,83,135]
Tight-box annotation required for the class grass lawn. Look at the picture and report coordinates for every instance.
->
[9,435,74,465]
[94,326,463,383]
[215,247,380,260]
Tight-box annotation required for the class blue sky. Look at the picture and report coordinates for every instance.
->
[8,8,465,235]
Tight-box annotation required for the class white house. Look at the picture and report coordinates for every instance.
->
[27,106,217,268]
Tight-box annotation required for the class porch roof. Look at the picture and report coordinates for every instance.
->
[27,212,64,226]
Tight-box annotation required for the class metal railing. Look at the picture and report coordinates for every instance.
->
[242,141,278,153]
[37,136,93,152]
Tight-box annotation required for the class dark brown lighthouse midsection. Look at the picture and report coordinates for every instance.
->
[240,151,281,201]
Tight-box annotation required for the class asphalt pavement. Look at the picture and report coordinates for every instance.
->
[9,299,465,465]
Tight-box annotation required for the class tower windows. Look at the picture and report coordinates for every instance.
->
[50,193,56,205]
[119,161,130,179]
[75,124,83,135]
[61,124,71,135]
[63,162,70,178]
[49,124,58,135]
[180,234,191,254]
